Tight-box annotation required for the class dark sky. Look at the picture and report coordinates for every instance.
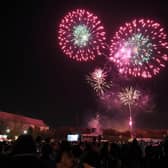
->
[4,0,168,128]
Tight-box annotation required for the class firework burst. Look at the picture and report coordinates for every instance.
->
[110,19,168,78]
[86,68,112,96]
[119,86,141,137]
[119,86,140,106]
[58,9,106,62]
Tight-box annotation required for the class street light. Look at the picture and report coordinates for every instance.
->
[6,129,11,133]
[23,130,28,134]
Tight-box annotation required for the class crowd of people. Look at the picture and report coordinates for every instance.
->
[0,134,168,168]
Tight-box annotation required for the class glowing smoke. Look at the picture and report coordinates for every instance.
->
[86,88,155,131]
[88,113,102,134]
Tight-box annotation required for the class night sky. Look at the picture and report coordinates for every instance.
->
[4,0,168,128]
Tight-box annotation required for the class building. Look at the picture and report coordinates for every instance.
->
[0,112,49,134]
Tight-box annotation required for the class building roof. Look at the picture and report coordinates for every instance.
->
[0,112,48,127]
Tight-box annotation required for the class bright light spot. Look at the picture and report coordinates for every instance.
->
[94,69,103,79]
[129,120,132,126]
[15,136,18,140]
[0,135,8,140]
[6,129,10,133]
[109,57,113,61]
[23,130,28,134]
[121,47,126,53]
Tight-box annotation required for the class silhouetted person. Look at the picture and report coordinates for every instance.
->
[9,134,46,168]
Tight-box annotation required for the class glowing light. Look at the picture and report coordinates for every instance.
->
[0,135,8,142]
[110,19,168,78]
[23,130,28,134]
[6,129,10,133]
[129,119,132,126]
[86,68,112,96]
[58,9,106,62]
[15,136,18,140]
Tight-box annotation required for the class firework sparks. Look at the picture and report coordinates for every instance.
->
[119,86,140,137]
[110,19,168,78]
[119,86,140,106]
[86,68,112,96]
[58,9,106,62]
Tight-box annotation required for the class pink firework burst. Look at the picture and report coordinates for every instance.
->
[110,19,168,78]
[58,9,106,62]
